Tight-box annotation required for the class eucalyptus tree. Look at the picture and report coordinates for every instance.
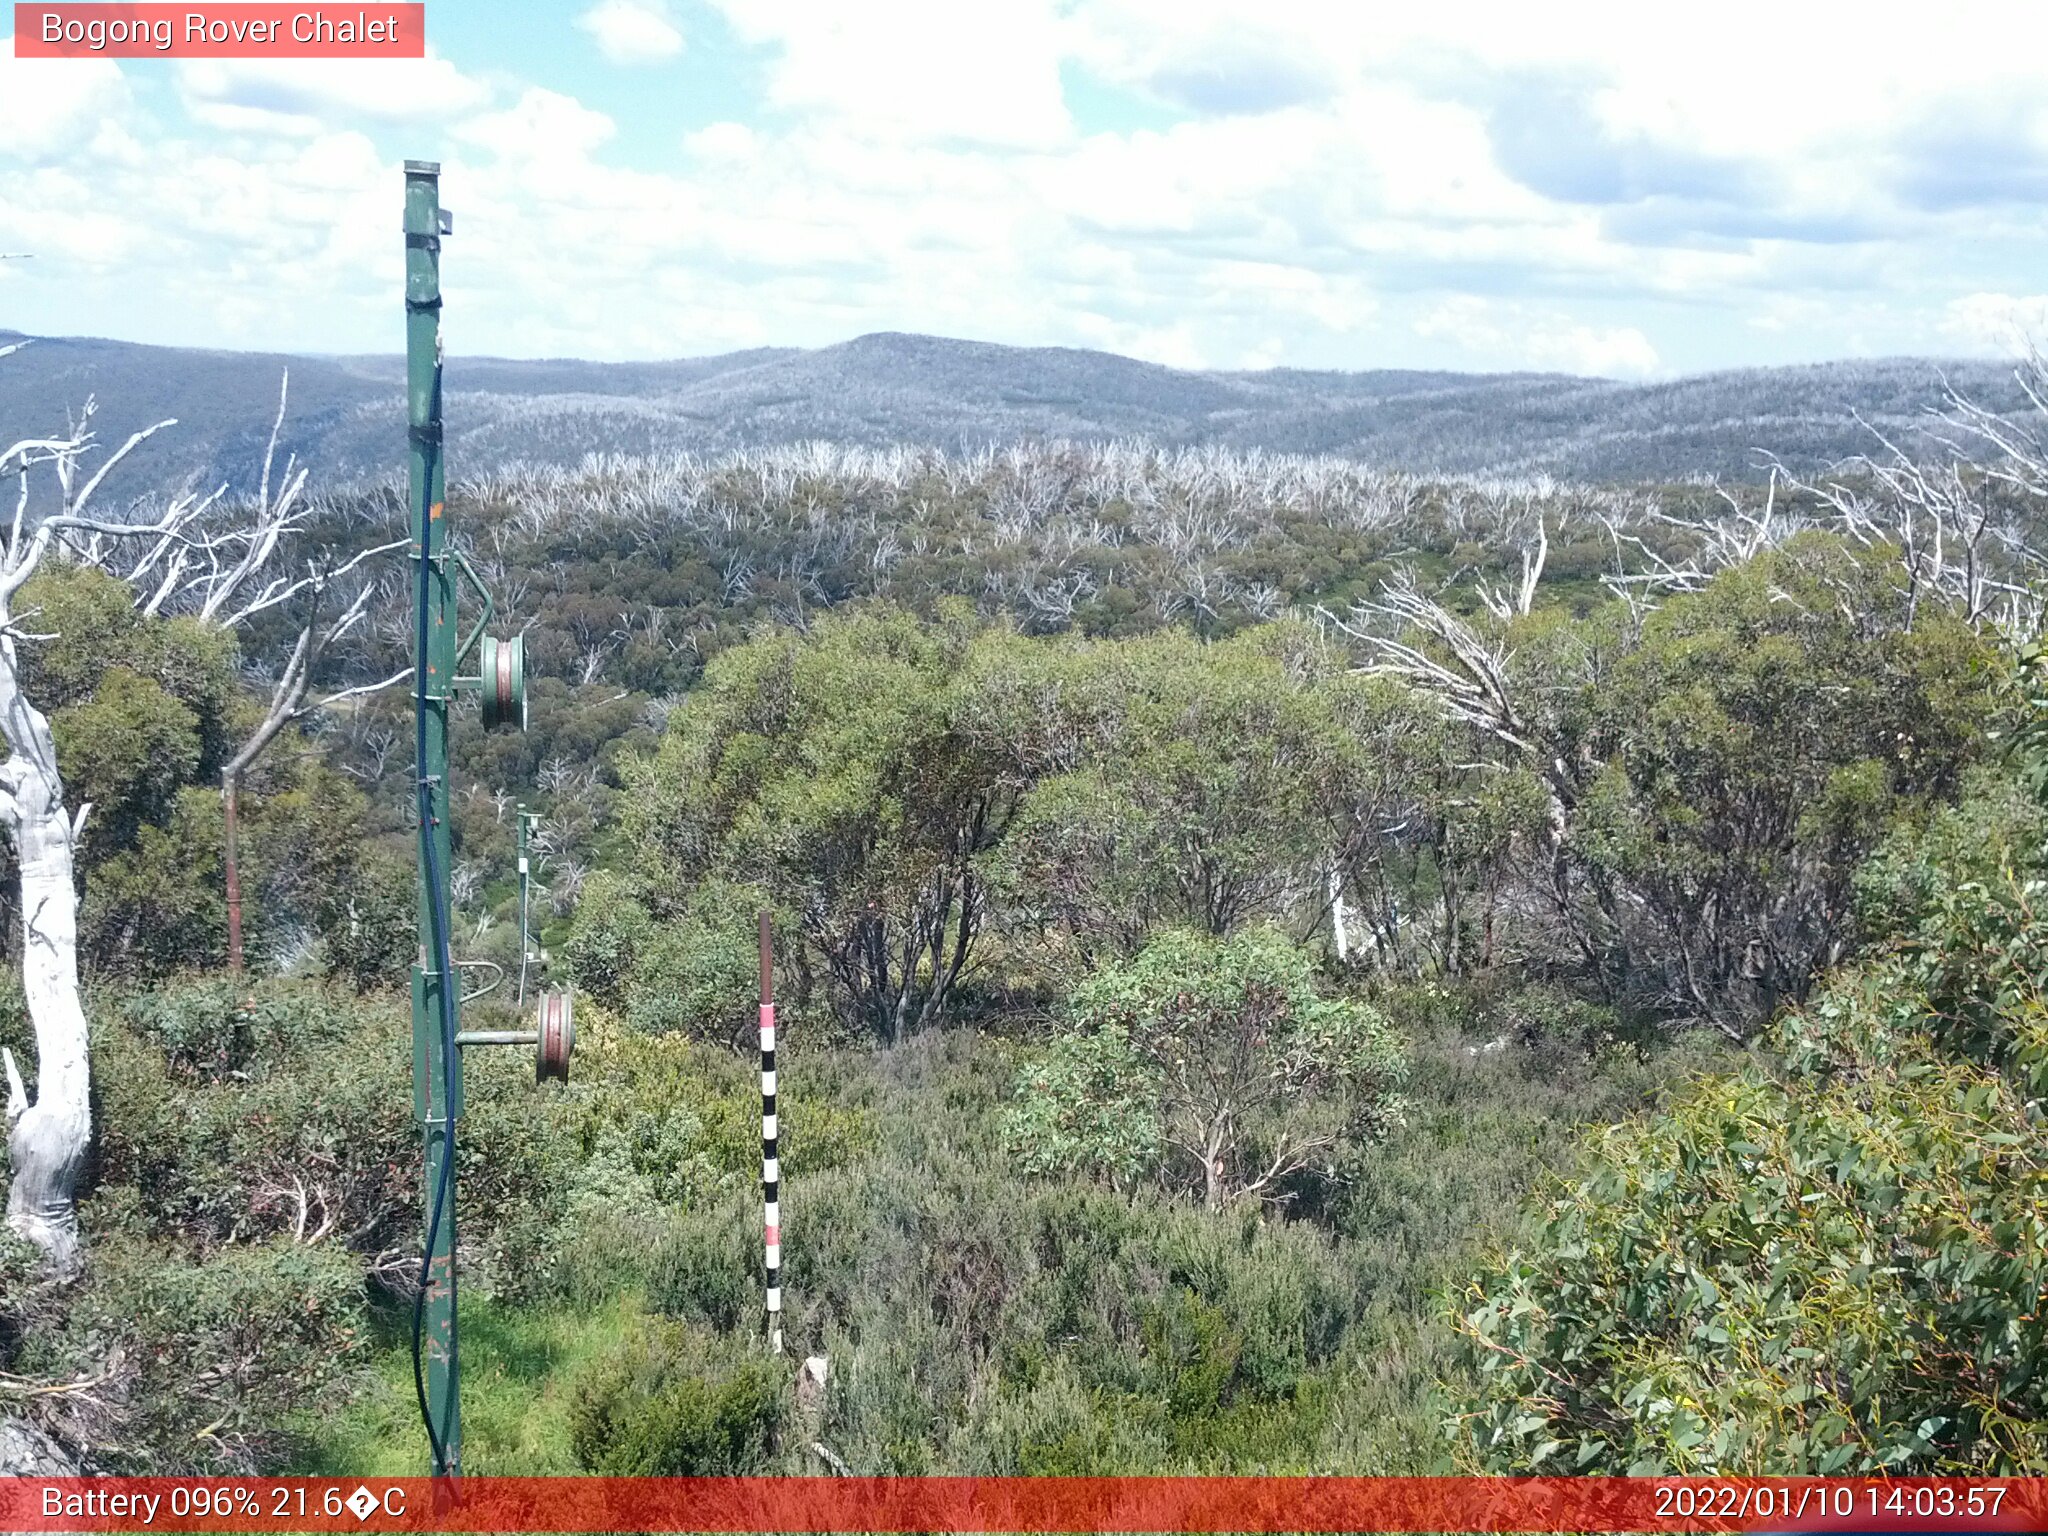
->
[0,356,222,1270]
[1005,925,1407,1210]
[1453,654,2048,1473]
[1332,525,1995,1035]
[1574,535,1994,1036]
[624,604,1017,1042]
[971,623,1354,961]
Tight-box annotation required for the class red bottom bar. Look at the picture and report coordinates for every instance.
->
[4,1476,2045,1533]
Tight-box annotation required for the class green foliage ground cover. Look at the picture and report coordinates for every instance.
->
[293,1001,1712,1476]
[1,439,2040,1478]
[8,961,1709,1475]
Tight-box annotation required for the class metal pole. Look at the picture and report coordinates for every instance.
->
[454,1029,540,1047]
[760,909,781,1355]
[405,158,461,1479]
[516,805,531,1006]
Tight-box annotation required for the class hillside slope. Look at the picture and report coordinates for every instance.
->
[0,328,2025,493]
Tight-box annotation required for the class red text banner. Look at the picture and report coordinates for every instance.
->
[13,5,425,57]
[2,1477,2045,1533]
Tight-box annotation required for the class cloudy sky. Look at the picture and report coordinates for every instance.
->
[4,0,2047,377]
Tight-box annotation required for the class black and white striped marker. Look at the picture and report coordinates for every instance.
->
[760,910,781,1355]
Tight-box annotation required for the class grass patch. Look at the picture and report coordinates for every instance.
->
[295,1292,647,1475]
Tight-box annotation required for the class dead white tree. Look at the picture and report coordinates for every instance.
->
[1601,355,2048,646]
[1475,516,1548,620]
[0,364,220,1273]
[0,356,404,1264]
[214,569,407,971]
[1776,365,2048,641]
[1326,572,1547,759]
[1596,471,1798,635]
[102,375,409,972]
[1320,556,1587,948]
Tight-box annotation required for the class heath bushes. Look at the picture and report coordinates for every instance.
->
[1006,927,1407,1209]
[569,1322,783,1474]
[1452,704,2048,1474]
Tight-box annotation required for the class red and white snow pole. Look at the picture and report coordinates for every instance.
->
[759,909,782,1355]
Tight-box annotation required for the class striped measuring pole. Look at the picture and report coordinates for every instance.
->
[759,910,782,1355]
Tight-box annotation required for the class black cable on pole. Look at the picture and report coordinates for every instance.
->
[408,420,460,1479]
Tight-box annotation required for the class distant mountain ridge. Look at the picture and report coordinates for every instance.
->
[0,328,2029,494]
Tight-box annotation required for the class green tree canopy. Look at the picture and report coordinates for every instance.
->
[1006,926,1407,1210]
[623,605,1017,1041]
[1568,534,1997,1036]
[975,625,1356,956]
[1451,665,2048,1473]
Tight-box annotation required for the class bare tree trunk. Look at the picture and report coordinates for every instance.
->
[1326,862,1350,964]
[0,637,89,1277]
[211,592,407,976]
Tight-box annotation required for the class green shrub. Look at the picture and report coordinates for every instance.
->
[1006,927,1406,1208]
[92,982,413,1251]
[125,1238,370,1395]
[92,977,580,1282]
[1452,1048,2048,1474]
[569,1323,783,1474]
[317,843,415,991]
[559,870,651,1009]
[735,1037,1366,1475]
[647,1196,757,1331]
[1851,764,2046,944]
[1002,1024,1157,1188]
[118,975,357,1081]
[1451,753,2048,1474]
[6,1237,371,1471]
[622,878,764,1044]
[487,1030,872,1307]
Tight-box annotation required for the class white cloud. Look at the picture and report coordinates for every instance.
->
[176,53,489,137]
[458,88,619,162]
[0,120,399,355]
[1069,313,1208,369]
[709,0,1072,147]
[13,2,2048,373]
[0,43,130,163]
[685,121,757,163]
[1942,292,2048,355]
[576,0,683,66]
[1415,296,1662,378]
[1067,4,1342,117]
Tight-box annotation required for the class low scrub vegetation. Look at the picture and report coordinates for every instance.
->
[4,394,2047,1475]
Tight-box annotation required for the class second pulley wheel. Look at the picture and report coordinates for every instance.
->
[536,989,574,1083]
[479,633,526,732]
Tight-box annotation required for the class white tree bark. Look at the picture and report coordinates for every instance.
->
[0,350,218,1273]
[0,628,89,1278]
